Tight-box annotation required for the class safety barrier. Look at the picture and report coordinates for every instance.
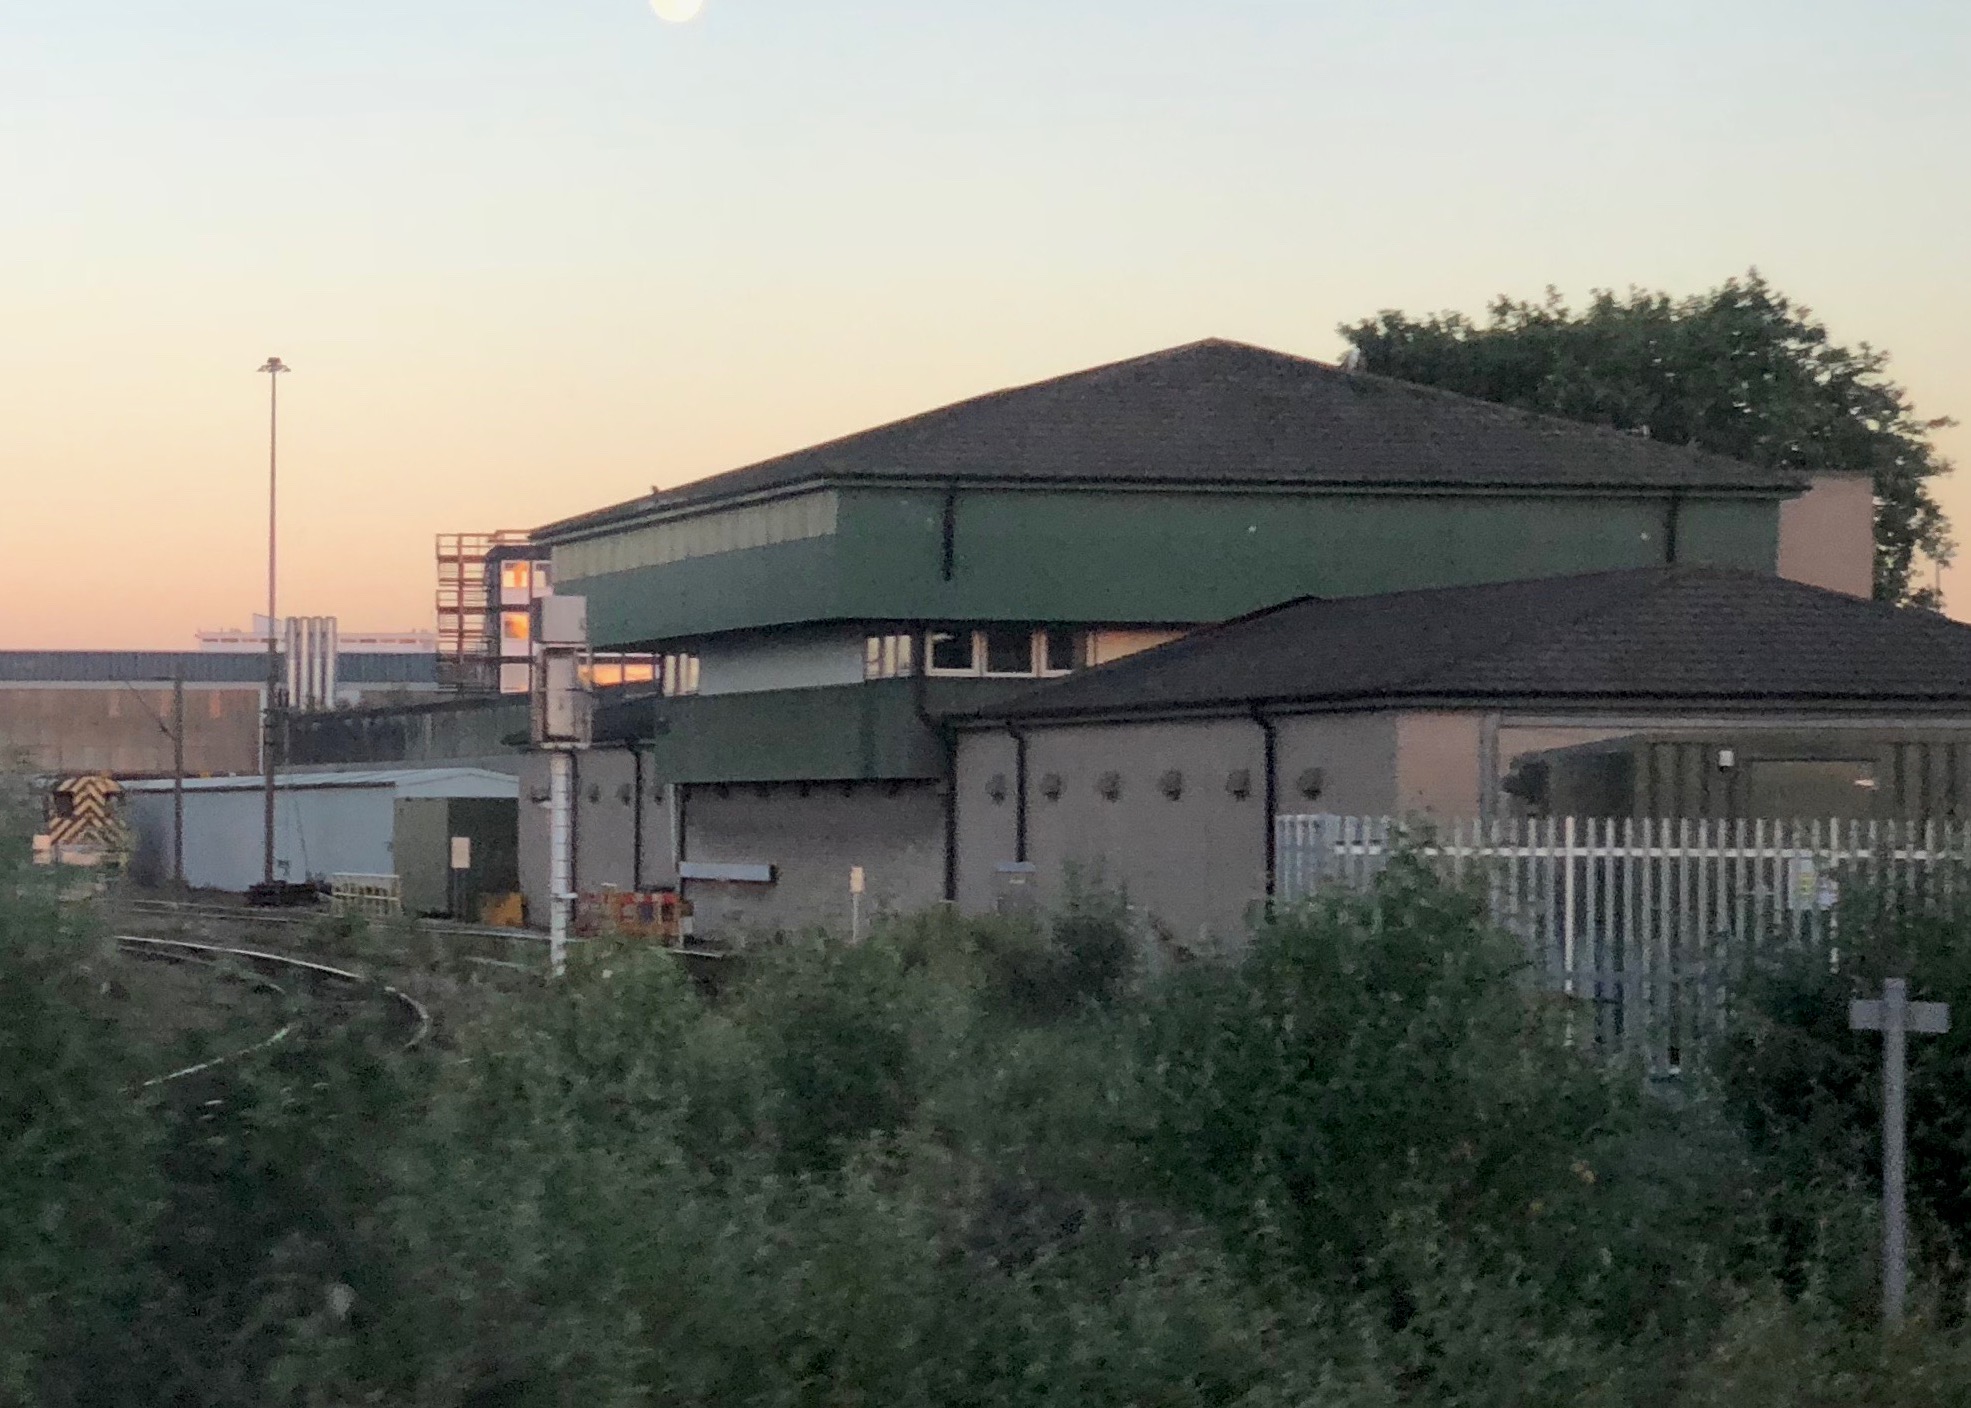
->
[329,873,404,919]
[574,888,694,943]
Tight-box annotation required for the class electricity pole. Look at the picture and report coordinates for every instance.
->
[171,674,185,894]
[257,356,289,888]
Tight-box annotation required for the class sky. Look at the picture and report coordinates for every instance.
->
[2,0,1968,647]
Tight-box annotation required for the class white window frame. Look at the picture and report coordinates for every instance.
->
[1038,628,1083,677]
[922,627,1085,679]
[980,626,1039,678]
[924,629,980,677]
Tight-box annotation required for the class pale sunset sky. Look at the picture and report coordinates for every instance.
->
[3,0,1967,647]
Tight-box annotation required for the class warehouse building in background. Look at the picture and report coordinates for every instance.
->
[0,642,444,777]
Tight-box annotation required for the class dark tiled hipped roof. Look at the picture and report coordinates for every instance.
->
[538,340,1800,540]
[977,570,1971,720]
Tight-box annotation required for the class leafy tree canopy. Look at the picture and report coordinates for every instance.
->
[1339,272,1955,605]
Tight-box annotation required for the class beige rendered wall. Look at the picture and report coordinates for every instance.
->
[1777,473,1873,597]
[957,712,1402,949]
[954,731,1021,915]
[1023,717,1267,948]
[1088,629,1188,666]
[1273,713,1400,815]
[1392,713,1486,818]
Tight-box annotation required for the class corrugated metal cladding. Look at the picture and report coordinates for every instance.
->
[553,490,839,584]
[1583,738,1971,820]
[0,652,440,685]
[123,767,518,798]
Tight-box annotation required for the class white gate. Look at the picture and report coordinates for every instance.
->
[1275,815,1971,1071]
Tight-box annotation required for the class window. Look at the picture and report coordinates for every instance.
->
[500,560,532,593]
[661,653,701,697]
[925,627,1086,678]
[583,655,659,689]
[498,663,532,695]
[864,633,916,680]
[982,626,1035,676]
[501,611,532,642]
[531,561,553,597]
[927,631,974,674]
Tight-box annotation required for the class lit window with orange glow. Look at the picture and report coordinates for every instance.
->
[502,612,531,642]
[501,561,531,592]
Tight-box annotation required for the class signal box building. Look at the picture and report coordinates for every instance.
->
[464,337,1876,935]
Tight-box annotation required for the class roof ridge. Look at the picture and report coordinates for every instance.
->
[1339,365,1755,473]
[533,339,1800,543]
[531,341,1295,541]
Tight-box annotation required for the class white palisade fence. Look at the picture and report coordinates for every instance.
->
[1276,815,1971,1072]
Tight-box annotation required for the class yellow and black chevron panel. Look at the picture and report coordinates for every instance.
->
[46,774,127,849]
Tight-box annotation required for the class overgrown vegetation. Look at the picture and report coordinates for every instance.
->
[10,841,1971,1404]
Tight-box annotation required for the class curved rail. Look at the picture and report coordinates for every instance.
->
[116,935,432,1088]
[115,941,297,1088]
[122,897,556,947]
[118,897,734,963]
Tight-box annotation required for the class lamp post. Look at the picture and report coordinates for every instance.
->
[258,356,289,888]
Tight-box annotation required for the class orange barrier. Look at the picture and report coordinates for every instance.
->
[573,889,694,943]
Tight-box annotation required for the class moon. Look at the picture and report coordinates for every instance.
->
[650,0,704,20]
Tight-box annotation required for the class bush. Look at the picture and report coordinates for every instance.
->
[1136,858,1624,1276]
[0,853,160,1407]
[1716,881,1971,1304]
[1132,855,1781,1377]
[881,882,1135,1024]
[23,831,1971,1404]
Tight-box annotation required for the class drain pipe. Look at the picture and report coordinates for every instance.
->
[1007,725,1030,863]
[627,742,646,892]
[1251,703,1279,903]
[913,664,959,904]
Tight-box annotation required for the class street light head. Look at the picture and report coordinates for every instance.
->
[258,357,290,375]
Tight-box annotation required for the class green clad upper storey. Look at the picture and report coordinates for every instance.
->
[533,339,1813,651]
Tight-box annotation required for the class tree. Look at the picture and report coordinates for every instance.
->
[1339,272,1955,605]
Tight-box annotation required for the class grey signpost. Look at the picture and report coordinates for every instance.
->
[1849,977,1950,1328]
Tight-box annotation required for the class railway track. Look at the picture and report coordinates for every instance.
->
[116,934,431,1088]
[118,896,735,963]
[122,896,557,947]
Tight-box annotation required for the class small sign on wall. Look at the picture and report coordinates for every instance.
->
[849,865,865,895]
[450,836,472,871]
[1786,856,1838,912]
